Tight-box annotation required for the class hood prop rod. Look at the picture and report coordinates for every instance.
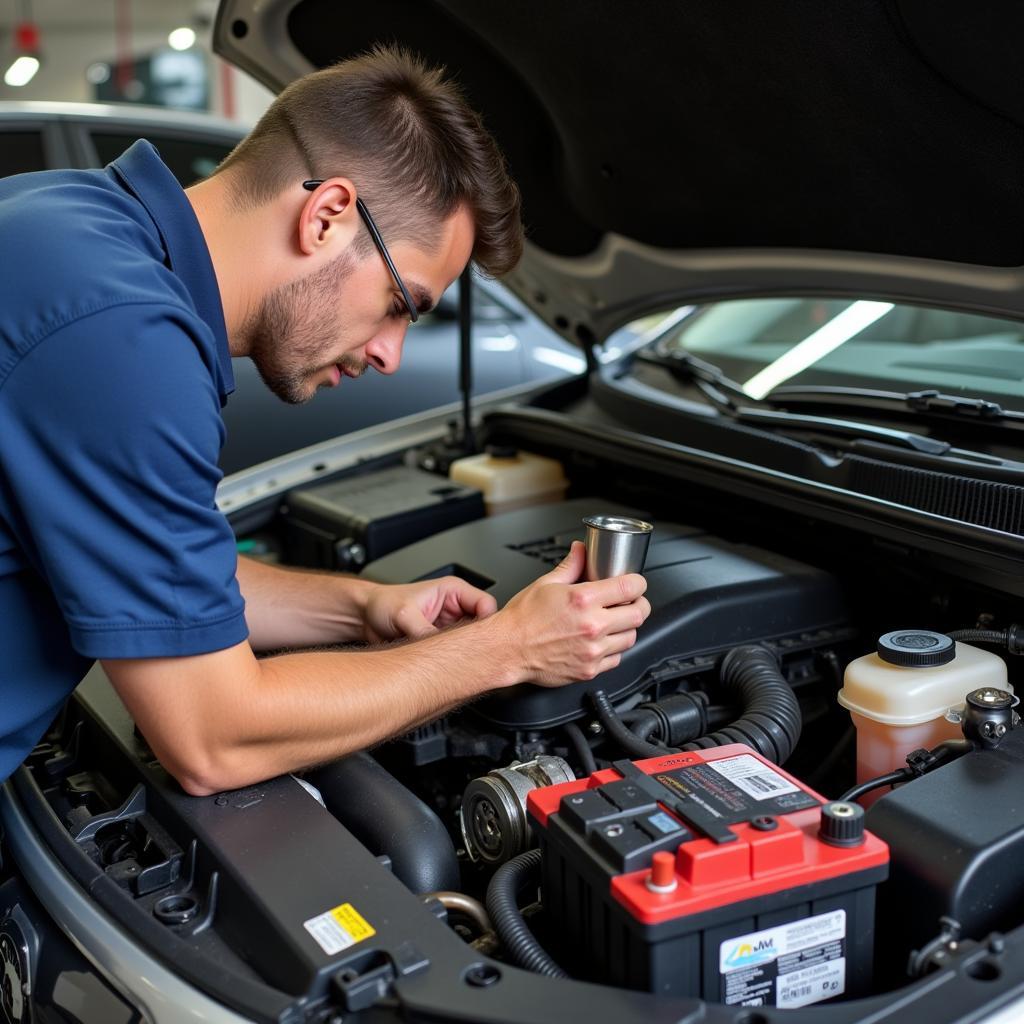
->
[458,266,477,454]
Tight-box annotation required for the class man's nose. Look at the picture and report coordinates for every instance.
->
[364,322,407,375]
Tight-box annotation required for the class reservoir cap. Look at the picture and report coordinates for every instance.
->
[877,630,955,668]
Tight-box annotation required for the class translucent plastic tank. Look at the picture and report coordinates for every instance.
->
[838,630,1009,805]
[450,447,568,516]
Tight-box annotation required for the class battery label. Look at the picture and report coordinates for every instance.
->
[654,754,817,824]
[719,910,846,1009]
[707,754,800,800]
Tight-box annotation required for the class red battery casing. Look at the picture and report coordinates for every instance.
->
[527,744,888,1009]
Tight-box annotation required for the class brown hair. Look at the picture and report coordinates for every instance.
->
[216,45,522,277]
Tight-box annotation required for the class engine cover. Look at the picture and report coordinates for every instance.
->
[362,499,847,730]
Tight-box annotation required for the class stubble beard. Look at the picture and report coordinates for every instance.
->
[244,252,367,405]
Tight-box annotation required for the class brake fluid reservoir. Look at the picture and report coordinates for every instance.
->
[838,630,1009,800]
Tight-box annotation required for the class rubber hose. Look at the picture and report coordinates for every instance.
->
[591,690,675,758]
[621,709,661,742]
[631,715,660,742]
[485,850,567,978]
[683,645,802,764]
[947,628,1008,645]
[564,721,598,776]
[309,752,460,894]
[839,769,910,804]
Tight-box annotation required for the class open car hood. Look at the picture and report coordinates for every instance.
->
[212,0,1024,345]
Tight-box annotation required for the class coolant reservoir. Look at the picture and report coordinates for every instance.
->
[838,630,1009,801]
[449,446,568,516]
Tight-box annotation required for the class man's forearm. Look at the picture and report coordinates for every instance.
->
[104,542,650,796]
[106,616,519,795]
[236,555,373,649]
[238,621,514,780]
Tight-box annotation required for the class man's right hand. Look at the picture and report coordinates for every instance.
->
[492,540,651,687]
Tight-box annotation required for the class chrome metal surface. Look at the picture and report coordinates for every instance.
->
[582,515,653,581]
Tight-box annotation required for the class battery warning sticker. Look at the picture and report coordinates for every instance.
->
[303,902,376,956]
[719,910,846,1009]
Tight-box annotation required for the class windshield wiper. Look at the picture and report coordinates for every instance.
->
[633,351,951,454]
[767,385,1024,426]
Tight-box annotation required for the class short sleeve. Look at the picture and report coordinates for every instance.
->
[0,302,248,658]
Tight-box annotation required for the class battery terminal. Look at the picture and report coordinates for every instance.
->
[645,851,678,893]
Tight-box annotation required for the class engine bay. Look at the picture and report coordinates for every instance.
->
[8,439,1024,1023]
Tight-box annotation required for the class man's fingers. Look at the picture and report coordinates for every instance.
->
[442,578,497,620]
[600,597,651,635]
[603,628,637,656]
[577,572,647,608]
[540,540,585,586]
[396,604,441,639]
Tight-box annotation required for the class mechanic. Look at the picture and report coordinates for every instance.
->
[0,47,649,795]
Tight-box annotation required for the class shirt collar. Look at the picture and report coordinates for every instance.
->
[109,140,235,400]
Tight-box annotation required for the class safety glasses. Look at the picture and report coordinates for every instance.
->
[302,179,419,324]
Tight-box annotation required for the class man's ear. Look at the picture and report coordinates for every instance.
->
[297,178,360,256]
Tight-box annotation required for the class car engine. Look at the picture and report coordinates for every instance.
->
[8,455,1024,1022]
[276,471,1022,1011]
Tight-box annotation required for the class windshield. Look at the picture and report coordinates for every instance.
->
[658,298,1024,409]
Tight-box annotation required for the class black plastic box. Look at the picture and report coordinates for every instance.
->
[284,465,484,571]
[868,725,1024,972]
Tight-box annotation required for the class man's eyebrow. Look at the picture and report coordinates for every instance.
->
[408,283,435,315]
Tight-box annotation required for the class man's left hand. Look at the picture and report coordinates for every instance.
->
[363,577,497,643]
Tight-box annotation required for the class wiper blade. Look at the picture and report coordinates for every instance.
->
[633,351,950,454]
[635,350,748,404]
[733,407,950,454]
[768,385,1023,424]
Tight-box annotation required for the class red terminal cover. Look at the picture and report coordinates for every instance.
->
[527,743,889,927]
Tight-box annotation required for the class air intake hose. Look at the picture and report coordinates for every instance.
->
[683,644,801,764]
[309,752,459,894]
[486,850,567,978]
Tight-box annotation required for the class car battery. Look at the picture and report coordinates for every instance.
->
[527,744,889,1010]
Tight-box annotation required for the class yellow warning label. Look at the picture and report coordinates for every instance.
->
[331,903,375,942]
[303,902,376,955]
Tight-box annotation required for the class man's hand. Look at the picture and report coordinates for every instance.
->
[492,540,650,686]
[362,577,498,642]
[103,542,650,796]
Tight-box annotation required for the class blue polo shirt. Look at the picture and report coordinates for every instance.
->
[0,141,249,782]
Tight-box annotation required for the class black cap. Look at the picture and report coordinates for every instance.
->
[485,444,518,459]
[877,630,955,668]
[819,801,866,847]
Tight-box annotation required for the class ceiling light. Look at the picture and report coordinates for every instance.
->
[85,61,110,85]
[167,27,196,51]
[4,54,40,87]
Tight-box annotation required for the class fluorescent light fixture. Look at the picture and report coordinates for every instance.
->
[167,27,196,51]
[4,54,40,87]
[742,300,895,399]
